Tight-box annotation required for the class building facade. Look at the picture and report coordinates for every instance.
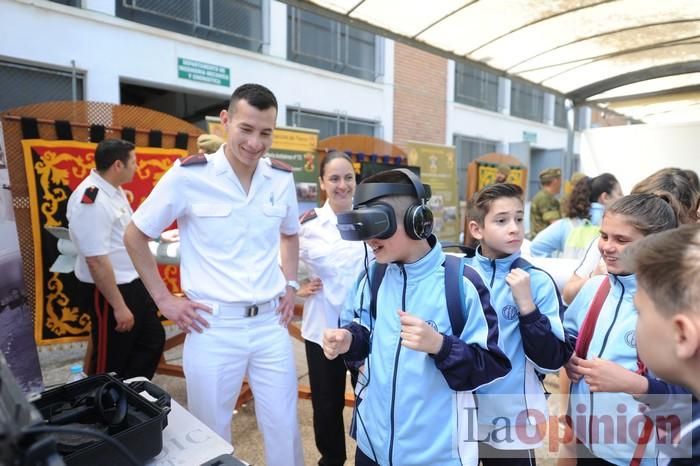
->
[1,0,591,199]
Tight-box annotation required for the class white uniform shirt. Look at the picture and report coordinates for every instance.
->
[299,201,370,345]
[131,145,299,304]
[67,169,139,284]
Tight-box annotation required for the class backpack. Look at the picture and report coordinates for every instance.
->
[368,254,489,336]
[562,218,600,259]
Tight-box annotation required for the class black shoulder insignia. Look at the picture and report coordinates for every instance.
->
[269,158,293,172]
[299,209,318,224]
[180,154,208,167]
[81,186,99,204]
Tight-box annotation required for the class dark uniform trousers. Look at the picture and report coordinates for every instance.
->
[77,277,165,379]
[306,339,352,466]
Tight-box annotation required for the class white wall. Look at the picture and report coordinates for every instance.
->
[580,122,700,193]
[449,102,569,150]
[1,0,393,133]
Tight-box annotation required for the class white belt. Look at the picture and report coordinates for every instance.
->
[210,299,278,318]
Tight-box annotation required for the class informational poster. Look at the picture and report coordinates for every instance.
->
[268,127,320,211]
[406,141,460,243]
[476,163,527,190]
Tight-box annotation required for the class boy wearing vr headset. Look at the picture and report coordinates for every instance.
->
[323,168,511,466]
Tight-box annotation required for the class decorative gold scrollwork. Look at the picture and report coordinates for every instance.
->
[45,273,91,337]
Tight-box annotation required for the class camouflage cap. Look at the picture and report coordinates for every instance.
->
[197,133,225,154]
[539,167,562,183]
[570,171,586,184]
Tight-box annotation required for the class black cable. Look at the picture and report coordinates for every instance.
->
[350,243,379,462]
[22,425,142,466]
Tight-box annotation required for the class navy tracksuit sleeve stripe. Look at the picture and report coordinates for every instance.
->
[341,322,370,362]
[519,308,574,370]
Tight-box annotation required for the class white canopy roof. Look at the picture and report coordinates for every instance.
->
[283,0,700,124]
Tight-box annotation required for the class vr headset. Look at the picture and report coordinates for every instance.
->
[336,168,433,241]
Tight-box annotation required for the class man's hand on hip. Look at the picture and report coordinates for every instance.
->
[157,294,211,334]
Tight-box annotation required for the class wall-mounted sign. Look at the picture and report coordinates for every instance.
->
[178,58,230,87]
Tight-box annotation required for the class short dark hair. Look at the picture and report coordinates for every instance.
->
[228,83,278,114]
[468,183,524,225]
[94,139,134,171]
[359,169,419,220]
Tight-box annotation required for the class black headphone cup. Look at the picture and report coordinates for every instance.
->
[405,203,434,240]
[96,381,128,426]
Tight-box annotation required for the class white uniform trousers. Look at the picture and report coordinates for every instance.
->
[183,309,304,466]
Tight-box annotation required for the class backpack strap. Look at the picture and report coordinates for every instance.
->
[444,255,467,336]
[574,278,611,359]
[444,255,493,337]
[369,262,387,320]
[511,257,567,320]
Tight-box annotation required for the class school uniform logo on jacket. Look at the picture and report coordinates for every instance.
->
[624,330,636,348]
[502,304,519,320]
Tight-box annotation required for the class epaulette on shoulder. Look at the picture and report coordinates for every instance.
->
[179,154,208,167]
[299,209,318,224]
[269,158,293,172]
[80,186,99,204]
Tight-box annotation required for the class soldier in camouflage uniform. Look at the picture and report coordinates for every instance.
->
[530,167,562,238]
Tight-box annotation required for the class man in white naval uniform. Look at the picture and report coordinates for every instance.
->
[124,83,304,466]
[67,138,164,379]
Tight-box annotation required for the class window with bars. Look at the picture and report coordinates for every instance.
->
[0,61,84,113]
[554,95,568,128]
[287,7,380,81]
[454,62,499,112]
[286,107,379,141]
[511,80,545,123]
[116,0,265,52]
[453,134,498,201]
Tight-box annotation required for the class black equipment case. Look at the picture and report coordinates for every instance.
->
[32,374,171,466]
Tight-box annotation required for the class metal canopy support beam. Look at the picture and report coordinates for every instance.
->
[586,84,700,104]
[568,61,700,104]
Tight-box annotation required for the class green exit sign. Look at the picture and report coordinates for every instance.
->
[178,58,230,87]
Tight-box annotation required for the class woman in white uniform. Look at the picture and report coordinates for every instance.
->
[299,151,370,466]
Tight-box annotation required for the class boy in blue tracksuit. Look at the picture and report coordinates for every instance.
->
[626,225,700,465]
[323,168,511,466]
[465,183,571,465]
